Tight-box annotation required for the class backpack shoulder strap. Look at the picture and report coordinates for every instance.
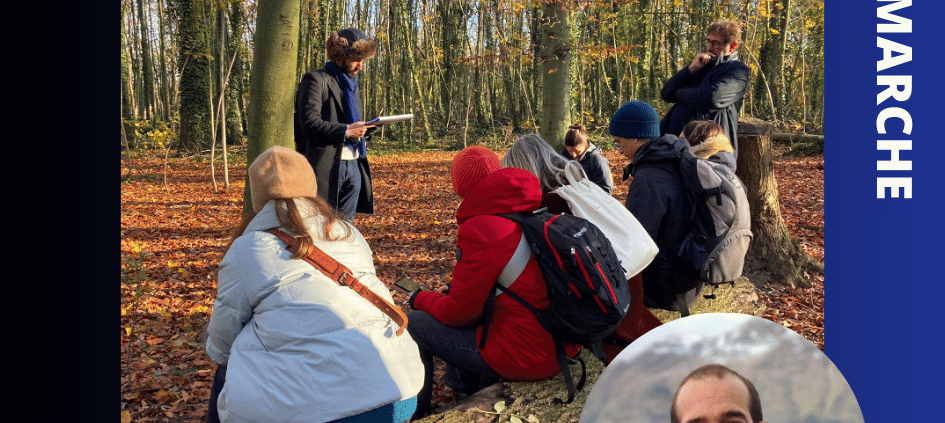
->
[497,233,530,291]
[494,208,547,291]
[479,211,537,348]
[266,228,408,336]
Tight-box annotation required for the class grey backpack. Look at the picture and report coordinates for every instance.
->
[676,149,752,306]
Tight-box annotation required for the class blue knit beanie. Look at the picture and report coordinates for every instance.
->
[609,101,660,139]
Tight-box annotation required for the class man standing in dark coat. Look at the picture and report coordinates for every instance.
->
[660,21,750,163]
[295,28,378,222]
[611,100,703,313]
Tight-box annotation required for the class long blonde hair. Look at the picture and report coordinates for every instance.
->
[225,196,351,259]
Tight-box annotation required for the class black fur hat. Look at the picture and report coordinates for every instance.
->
[326,28,377,61]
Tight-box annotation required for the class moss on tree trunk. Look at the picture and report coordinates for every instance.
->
[176,0,213,153]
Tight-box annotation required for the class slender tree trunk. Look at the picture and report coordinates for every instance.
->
[538,0,571,150]
[399,0,433,142]
[243,0,301,213]
[123,81,134,178]
[755,0,790,121]
[136,0,155,122]
[177,0,213,153]
[483,3,496,130]
[501,41,520,132]
[121,3,135,148]
[297,1,312,80]
[439,0,457,126]
[473,5,487,127]
[226,1,246,144]
[516,5,536,131]
[210,6,233,191]
[529,5,541,120]
[156,0,171,122]
[383,4,395,140]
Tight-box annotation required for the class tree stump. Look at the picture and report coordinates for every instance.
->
[736,117,822,288]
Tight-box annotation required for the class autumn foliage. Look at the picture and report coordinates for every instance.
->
[120,145,823,422]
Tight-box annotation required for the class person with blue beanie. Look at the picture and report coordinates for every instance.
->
[610,100,704,312]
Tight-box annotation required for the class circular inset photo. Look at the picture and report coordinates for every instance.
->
[580,313,864,423]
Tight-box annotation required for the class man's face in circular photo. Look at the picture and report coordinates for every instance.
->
[674,373,764,423]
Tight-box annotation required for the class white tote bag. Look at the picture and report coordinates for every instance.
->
[552,161,659,280]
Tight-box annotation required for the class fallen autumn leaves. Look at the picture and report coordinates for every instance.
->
[120,145,824,422]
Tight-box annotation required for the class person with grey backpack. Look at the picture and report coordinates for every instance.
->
[611,101,752,317]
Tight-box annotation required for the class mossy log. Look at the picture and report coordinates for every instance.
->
[415,278,766,422]
[772,133,824,143]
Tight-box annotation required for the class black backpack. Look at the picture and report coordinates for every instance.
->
[479,208,631,404]
[674,149,753,316]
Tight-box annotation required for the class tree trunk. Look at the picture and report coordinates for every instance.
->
[736,118,822,288]
[399,0,433,143]
[437,0,462,123]
[136,0,155,122]
[383,5,396,140]
[754,0,790,121]
[243,0,301,215]
[538,0,571,150]
[529,5,542,120]
[156,0,172,121]
[226,1,246,144]
[122,81,134,178]
[121,4,135,147]
[177,0,213,153]
[473,5,488,128]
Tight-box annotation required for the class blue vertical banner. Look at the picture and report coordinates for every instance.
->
[827,0,945,420]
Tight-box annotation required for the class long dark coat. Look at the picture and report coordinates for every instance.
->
[659,51,750,159]
[294,69,374,214]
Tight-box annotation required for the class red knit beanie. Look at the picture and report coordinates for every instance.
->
[451,146,501,198]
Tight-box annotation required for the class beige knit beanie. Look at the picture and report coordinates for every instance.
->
[249,146,318,213]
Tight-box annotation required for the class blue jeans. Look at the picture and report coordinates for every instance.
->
[406,311,501,419]
[329,397,416,423]
[337,159,361,222]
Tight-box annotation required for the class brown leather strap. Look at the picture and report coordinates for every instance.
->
[267,229,407,336]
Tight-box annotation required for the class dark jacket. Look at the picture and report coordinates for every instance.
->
[624,134,702,311]
[659,52,750,160]
[560,142,614,194]
[412,168,580,380]
[294,69,374,214]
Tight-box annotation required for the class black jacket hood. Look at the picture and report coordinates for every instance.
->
[626,134,689,178]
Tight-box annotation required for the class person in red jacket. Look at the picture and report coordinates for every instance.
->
[406,146,580,419]
[503,136,662,364]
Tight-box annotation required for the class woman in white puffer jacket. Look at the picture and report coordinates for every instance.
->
[205,146,423,423]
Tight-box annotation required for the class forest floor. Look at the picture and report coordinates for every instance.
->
[120,144,824,423]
